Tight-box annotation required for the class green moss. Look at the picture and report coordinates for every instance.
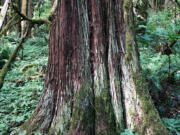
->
[123,0,134,62]
[69,85,95,135]
[95,88,123,135]
[123,0,131,10]
[70,83,123,135]
[125,31,133,62]
[132,72,169,135]
[17,117,40,135]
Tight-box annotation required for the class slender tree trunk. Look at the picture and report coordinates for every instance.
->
[27,0,32,18]
[21,0,27,36]
[15,0,21,37]
[0,0,10,30]
[19,0,168,135]
[27,0,32,37]
[165,0,169,9]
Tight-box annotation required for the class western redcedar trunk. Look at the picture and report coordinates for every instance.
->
[19,0,168,135]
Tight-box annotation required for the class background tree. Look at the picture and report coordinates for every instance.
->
[0,0,10,29]
[21,0,27,36]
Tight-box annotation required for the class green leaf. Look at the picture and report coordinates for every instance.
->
[16,116,25,123]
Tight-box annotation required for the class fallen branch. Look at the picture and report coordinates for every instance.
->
[15,74,45,86]
[28,74,45,79]
[12,4,49,25]
[0,25,32,89]
[0,0,10,29]
[5,74,45,83]
[12,0,59,25]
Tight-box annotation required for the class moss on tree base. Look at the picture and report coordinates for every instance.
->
[133,72,169,135]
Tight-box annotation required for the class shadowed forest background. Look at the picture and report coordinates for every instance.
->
[0,0,179,134]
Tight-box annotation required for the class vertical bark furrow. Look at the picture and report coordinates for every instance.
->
[114,0,126,54]
[90,0,120,134]
[106,0,125,132]
[49,0,77,133]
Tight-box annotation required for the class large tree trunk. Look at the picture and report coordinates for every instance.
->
[19,0,168,135]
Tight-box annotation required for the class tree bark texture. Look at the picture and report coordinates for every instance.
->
[27,0,32,19]
[27,0,32,37]
[20,0,168,135]
[16,0,21,37]
[21,0,27,36]
[0,0,10,30]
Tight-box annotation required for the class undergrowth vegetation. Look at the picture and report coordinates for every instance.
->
[0,33,48,134]
[138,10,180,135]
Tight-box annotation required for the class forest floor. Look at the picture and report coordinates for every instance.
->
[0,36,179,135]
[0,38,48,134]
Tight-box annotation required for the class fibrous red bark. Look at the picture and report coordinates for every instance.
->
[19,0,168,135]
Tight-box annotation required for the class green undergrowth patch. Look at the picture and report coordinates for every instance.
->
[0,36,19,69]
[0,38,48,134]
[137,10,180,135]
[121,129,138,135]
[162,118,180,135]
